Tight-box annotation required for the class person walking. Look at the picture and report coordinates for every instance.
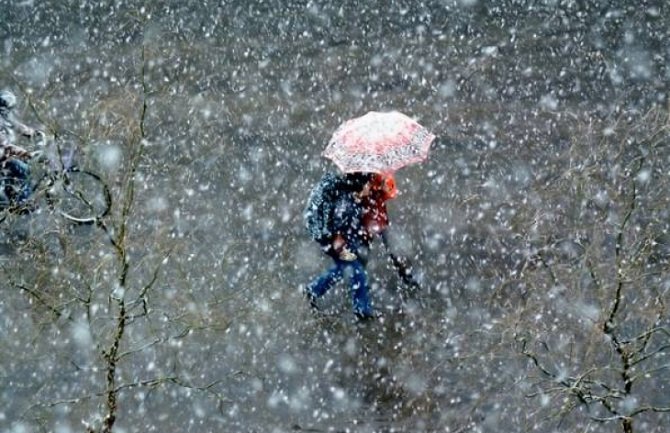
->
[303,171,397,320]
[304,110,435,320]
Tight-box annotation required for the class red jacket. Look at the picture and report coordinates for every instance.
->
[361,175,396,240]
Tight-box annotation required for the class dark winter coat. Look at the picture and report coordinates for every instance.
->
[304,172,372,248]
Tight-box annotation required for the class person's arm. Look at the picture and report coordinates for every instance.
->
[2,116,40,158]
[331,233,356,261]
[11,118,37,138]
[328,193,362,261]
[332,233,346,253]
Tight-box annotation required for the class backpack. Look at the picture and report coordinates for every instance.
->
[304,172,352,244]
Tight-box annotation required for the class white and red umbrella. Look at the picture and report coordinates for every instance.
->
[323,111,435,174]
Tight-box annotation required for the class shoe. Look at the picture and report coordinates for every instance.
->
[303,288,319,311]
[354,309,378,321]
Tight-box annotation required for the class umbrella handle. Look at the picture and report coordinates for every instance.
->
[381,233,422,291]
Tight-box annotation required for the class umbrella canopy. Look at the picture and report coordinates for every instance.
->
[323,111,435,174]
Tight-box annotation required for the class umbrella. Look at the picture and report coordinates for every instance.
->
[323,110,435,174]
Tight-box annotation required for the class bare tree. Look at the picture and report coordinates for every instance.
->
[1,35,236,432]
[517,106,670,433]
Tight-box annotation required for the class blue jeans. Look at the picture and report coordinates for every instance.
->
[306,255,373,317]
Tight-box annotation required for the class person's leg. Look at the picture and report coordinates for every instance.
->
[306,259,345,299]
[348,259,373,318]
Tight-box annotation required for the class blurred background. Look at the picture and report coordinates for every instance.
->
[1,1,669,432]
